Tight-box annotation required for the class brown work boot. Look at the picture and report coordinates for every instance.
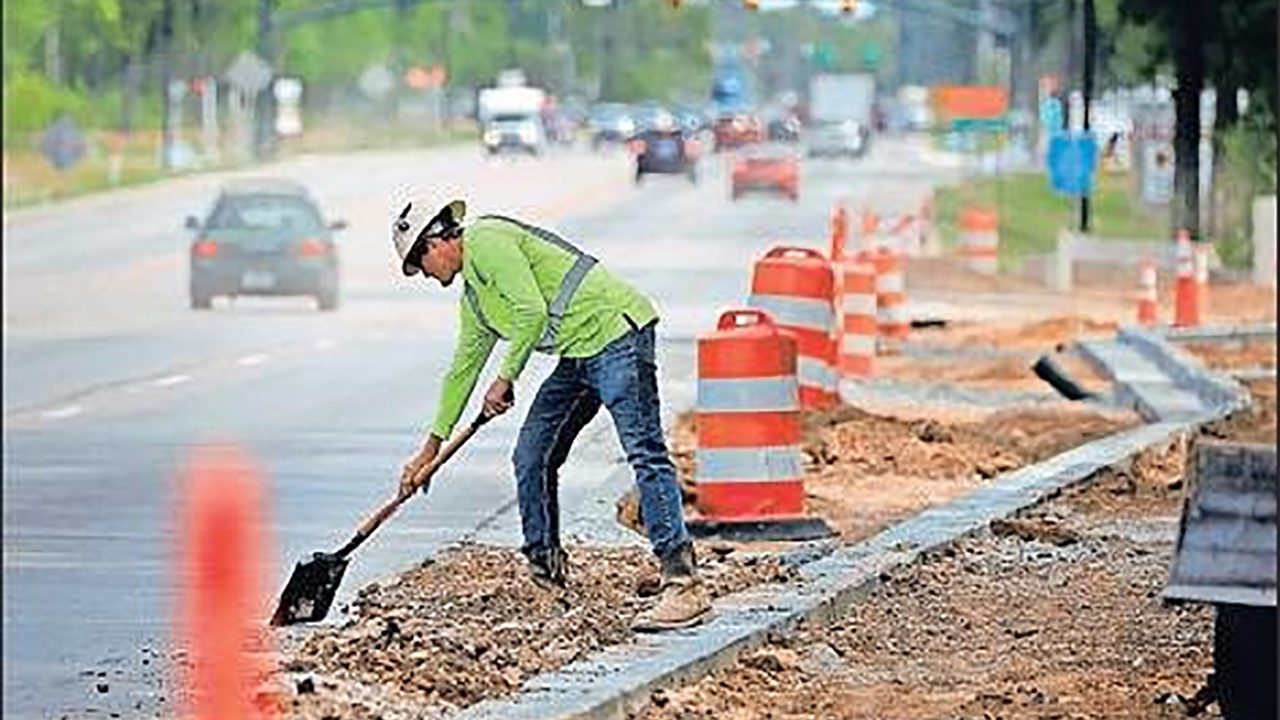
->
[526,546,568,589]
[632,543,711,632]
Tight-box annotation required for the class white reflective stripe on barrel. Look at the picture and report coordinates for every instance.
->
[797,355,837,390]
[842,293,877,315]
[695,445,803,482]
[879,304,910,323]
[747,294,834,331]
[875,272,905,293]
[841,334,877,354]
[1194,248,1209,283]
[696,376,800,412]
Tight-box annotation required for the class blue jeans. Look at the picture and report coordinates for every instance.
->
[512,322,689,564]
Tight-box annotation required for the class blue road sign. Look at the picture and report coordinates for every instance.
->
[1047,132,1098,197]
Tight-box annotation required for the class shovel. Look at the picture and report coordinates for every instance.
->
[270,405,502,627]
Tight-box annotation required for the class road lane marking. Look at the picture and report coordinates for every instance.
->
[40,405,83,421]
[237,353,268,367]
[153,374,191,388]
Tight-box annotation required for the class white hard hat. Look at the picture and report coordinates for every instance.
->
[391,198,466,276]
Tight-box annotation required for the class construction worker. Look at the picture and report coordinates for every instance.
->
[391,199,711,632]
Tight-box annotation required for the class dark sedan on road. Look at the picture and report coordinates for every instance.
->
[630,126,700,184]
[186,179,345,311]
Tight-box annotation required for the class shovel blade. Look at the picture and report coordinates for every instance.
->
[269,552,349,627]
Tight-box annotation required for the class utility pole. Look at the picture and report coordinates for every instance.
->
[255,0,276,160]
[160,0,176,169]
[1080,0,1095,232]
[600,1,618,100]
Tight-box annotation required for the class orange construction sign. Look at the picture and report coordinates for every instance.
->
[931,85,1009,123]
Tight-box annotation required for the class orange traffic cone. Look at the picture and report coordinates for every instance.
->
[1173,230,1200,327]
[176,446,279,720]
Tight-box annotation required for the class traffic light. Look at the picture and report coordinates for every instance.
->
[841,0,857,15]
[743,0,760,11]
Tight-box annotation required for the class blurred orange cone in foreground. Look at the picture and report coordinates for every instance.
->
[175,446,278,720]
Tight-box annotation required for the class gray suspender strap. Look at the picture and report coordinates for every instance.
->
[463,281,502,339]
[475,214,598,353]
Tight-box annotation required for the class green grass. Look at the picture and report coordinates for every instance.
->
[933,171,1168,270]
[2,122,472,210]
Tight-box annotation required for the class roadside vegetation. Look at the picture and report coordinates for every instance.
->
[933,170,1167,269]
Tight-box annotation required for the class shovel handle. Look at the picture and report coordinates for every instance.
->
[339,409,496,558]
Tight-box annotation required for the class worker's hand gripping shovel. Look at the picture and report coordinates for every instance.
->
[270,395,509,627]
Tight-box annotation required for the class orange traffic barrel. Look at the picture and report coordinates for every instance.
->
[958,207,999,274]
[1174,230,1200,327]
[689,309,833,542]
[748,246,838,409]
[871,247,909,341]
[1137,258,1158,326]
[837,259,877,377]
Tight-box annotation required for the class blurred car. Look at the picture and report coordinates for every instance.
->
[588,103,636,149]
[186,179,344,311]
[806,119,869,158]
[631,122,700,184]
[766,113,802,143]
[672,104,709,135]
[731,148,799,202]
[633,104,677,134]
[712,113,764,152]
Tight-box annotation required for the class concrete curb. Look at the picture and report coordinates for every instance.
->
[454,416,1197,720]
[1229,367,1277,381]
[449,327,1264,720]
[1157,322,1277,342]
[1077,325,1253,423]
[1118,326,1251,417]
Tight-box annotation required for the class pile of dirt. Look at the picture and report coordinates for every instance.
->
[278,543,796,718]
[931,315,1120,351]
[628,445,1214,720]
[1201,378,1276,444]
[636,404,1137,542]
[877,350,1109,394]
[1205,283,1278,323]
[905,257,1045,295]
[1182,340,1277,371]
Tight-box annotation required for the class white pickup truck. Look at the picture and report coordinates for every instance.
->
[477,84,547,156]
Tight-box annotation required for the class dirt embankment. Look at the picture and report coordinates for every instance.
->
[1201,378,1276,445]
[923,315,1120,351]
[629,439,1217,720]
[631,403,1137,543]
[877,350,1110,394]
[1181,340,1277,371]
[278,544,797,719]
[629,367,1279,720]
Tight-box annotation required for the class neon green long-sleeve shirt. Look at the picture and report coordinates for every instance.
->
[429,216,657,438]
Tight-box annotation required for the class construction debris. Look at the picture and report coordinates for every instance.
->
[627,437,1214,720]
[278,544,796,717]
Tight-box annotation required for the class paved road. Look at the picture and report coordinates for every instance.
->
[2,136,955,717]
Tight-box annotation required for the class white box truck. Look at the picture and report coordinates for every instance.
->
[477,78,547,156]
[807,73,875,158]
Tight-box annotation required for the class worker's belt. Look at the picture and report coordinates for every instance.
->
[463,214,598,353]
